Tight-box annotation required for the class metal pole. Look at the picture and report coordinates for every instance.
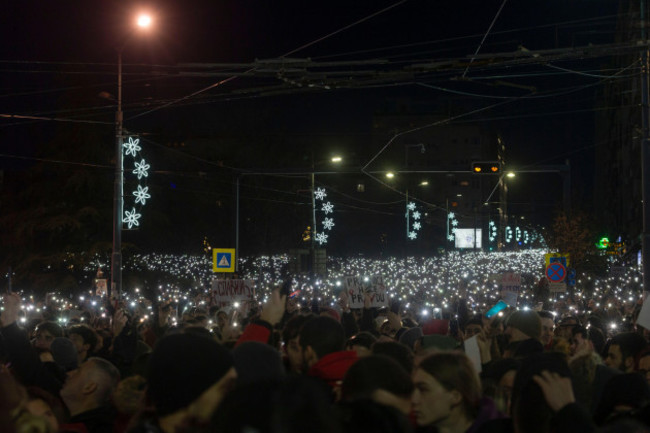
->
[311,171,316,248]
[111,49,124,299]
[235,175,240,273]
[641,0,650,297]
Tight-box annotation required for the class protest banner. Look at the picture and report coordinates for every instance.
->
[500,272,521,293]
[210,279,255,308]
[344,275,388,308]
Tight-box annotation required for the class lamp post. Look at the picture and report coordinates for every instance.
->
[110,13,152,299]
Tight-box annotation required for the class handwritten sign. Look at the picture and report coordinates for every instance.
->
[344,275,388,308]
[500,272,521,292]
[210,279,255,307]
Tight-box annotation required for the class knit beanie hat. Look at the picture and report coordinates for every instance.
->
[507,310,542,340]
[232,342,285,387]
[146,333,233,416]
[50,337,78,372]
[398,327,423,351]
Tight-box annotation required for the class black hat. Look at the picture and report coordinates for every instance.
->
[146,333,232,416]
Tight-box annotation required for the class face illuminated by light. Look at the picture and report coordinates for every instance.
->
[285,337,303,373]
[540,318,555,346]
[569,333,591,356]
[25,399,59,432]
[605,344,626,371]
[411,368,457,426]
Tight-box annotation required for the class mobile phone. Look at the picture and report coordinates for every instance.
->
[485,300,508,318]
[280,279,292,297]
[390,300,402,314]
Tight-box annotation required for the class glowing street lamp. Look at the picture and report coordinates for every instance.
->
[136,14,152,28]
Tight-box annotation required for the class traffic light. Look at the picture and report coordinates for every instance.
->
[471,161,500,174]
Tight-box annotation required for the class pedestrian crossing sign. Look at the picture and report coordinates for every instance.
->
[213,248,236,273]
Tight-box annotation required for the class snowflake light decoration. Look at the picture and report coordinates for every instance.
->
[122,135,151,230]
[134,159,150,180]
[123,137,142,156]
[406,202,422,240]
[124,208,141,229]
[313,187,336,245]
[133,185,151,205]
[505,226,513,243]
[447,212,459,242]
[323,217,335,230]
[314,188,327,200]
[315,232,328,245]
[321,201,334,214]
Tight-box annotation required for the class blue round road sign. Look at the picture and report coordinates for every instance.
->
[546,262,566,283]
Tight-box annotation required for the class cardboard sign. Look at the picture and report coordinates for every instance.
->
[500,272,521,292]
[95,279,107,297]
[464,335,482,373]
[344,276,388,308]
[210,279,255,307]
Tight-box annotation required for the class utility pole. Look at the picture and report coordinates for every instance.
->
[641,0,650,296]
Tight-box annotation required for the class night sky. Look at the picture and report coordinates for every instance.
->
[0,0,626,256]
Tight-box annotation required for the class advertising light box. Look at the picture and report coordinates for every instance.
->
[455,228,482,249]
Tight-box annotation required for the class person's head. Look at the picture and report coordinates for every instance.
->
[411,352,481,428]
[481,358,520,414]
[26,387,65,433]
[341,355,414,415]
[232,342,285,387]
[397,327,422,352]
[67,324,98,364]
[60,357,120,416]
[605,332,647,372]
[511,352,572,433]
[537,311,555,346]
[32,321,64,352]
[282,313,314,374]
[505,310,542,343]
[346,332,378,358]
[570,326,605,357]
[372,341,415,374]
[299,316,346,370]
[556,316,579,339]
[593,373,650,425]
[462,316,484,341]
[50,337,79,372]
[146,333,234,419]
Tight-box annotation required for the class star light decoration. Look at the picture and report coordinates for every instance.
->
[314,187,335,245]
[122,137,151,229]
[447,212,459,242]
[406,202,422,240]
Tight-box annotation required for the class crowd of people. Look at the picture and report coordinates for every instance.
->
[2,277,650,433]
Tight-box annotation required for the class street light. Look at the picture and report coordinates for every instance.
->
[110,14,154,299]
